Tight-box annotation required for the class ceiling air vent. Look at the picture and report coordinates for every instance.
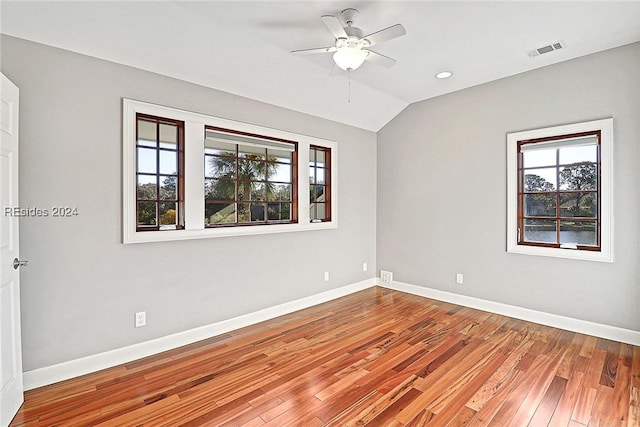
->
[526,40,566,58]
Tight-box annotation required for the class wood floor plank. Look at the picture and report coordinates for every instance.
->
[580,336,599,358]
[549,371,585,427]
[447,406,479,427]
[558,333,587,379]
[585,348,608,390]
[466,327,536,413]
[571,386,598,425]
[405,408,436,426]
[599,340,620,388]
[9,287,640,427]
[239,416,265,427]
[628,385,640,427]
[466,369,525,427]
[591,384,614,421]
[507,350,568,426]
[397,335,510,423]
[365,383,422,425]
[528,375,568,427]
[631,345,640,388]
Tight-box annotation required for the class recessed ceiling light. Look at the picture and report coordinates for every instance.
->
[435,71,453,79]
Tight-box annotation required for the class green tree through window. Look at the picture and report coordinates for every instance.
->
[518,132,600,248]
[204,127,296,226]
[135,114,184,231]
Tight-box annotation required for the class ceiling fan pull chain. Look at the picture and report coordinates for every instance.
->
[348,71,352,103]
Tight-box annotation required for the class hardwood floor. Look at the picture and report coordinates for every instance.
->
[10,287,640,426]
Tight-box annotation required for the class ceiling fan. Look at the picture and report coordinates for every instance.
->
[292,8,406,72]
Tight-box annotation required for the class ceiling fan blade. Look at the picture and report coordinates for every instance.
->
[364,50,396,68]
[363,24,406,46]
[291,46,337,55]
[321,15,348,39]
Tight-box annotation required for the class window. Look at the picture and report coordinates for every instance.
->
[519,132,600,249]
[309,146,331,222]
[135,114,184,231]
[204,127,298,227]
[123,99,337,243]
[507,118,613,262]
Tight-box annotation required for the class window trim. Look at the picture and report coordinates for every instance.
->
[309,145,332,222]
[517,130,601,251]
[135,113,185,231]
[123,99,337,244]
[506,118,613,262]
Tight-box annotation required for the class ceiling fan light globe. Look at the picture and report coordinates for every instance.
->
[333,47,368,71]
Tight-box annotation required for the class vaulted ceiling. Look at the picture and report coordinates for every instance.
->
[2,1,639,131]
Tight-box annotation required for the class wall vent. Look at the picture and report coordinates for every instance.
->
[526,40,566,58]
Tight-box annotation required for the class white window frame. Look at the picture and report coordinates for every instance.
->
[506,118,613,262]
[123,99,337,244]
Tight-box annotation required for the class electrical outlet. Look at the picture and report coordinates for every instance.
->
[456,273,464,284]
[380,270,393,284]
[324,271,330,281]
[362,262,368,272]
[135,311,146,328]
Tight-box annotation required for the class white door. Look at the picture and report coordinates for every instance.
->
[0,73,23,427]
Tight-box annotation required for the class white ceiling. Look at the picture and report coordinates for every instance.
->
[2,1,639,131]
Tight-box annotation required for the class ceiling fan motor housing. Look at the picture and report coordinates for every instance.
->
[344,26,364,39]
[340,8,359,25]
[336,35,369,51]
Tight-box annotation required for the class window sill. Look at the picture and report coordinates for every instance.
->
[123,221,337,244]
[507,243,613,263]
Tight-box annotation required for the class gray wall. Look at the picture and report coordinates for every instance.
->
[1,36,377,371]
[378,42,640,331]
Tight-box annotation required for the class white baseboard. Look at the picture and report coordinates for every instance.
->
[24,277,639,390]
[381,280,640,346]
[23,278,378,391]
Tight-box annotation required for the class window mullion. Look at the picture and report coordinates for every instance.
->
[155,123,161,230]
[235,145,239,225]
[517,151,523,244]
[555,148,560,246]
[184,121,205,230]
[298,141,311,224]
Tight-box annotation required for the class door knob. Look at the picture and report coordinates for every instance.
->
[13,258,28,269]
